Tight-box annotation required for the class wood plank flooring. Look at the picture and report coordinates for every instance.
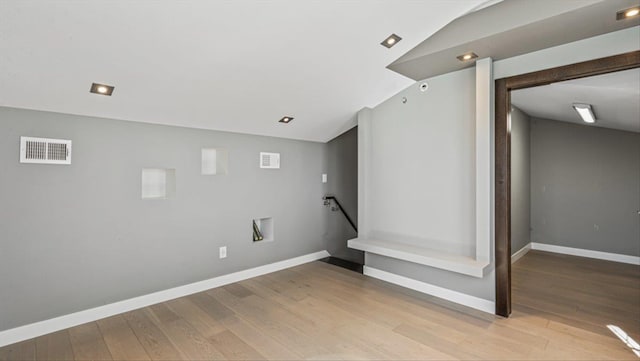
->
[1,251,639,360]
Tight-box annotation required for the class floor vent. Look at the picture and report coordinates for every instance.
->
[20,136,72,165]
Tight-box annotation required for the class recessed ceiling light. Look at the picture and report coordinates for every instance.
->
[573,103,596,124]
[90,83,115,96]
[381,34,402,48]
[617,6,640,19]
[279,116,294,124]
[456,52,478,62]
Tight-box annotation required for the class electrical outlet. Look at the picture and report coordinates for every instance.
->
[322,173,327,183]
[219,246,227,259]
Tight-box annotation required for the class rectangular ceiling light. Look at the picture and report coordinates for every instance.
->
[90,83,115,96]
[616,6,640,20]
[572,103,596,123]
[456,52,478,62]
[381,34,402,48]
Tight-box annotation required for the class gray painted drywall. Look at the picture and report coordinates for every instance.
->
[0,106,330,331]
[511,107,531,255]
[369,68,477,257]
[362,67,495,300]
[493,27,640,79]
[358,28,638,305]
[530,118,640,256]
[324,126,361,264]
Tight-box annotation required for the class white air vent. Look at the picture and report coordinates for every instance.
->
[260,152,280,169]
[20,136,72,165]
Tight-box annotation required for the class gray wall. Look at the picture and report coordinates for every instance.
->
[0,106,330,331]
[324,126,361,264]
[510,107,531,255]
[356,28,638,305]
[362,67,496,301]
[369,68,477,257]
[530,117,640,256]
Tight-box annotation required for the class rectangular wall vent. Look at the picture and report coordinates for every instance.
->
[260,152,280,169]
[20,136,72,164]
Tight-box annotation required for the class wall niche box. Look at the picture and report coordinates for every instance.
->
[141,168,176,199]
[253,217,274,242]
[201,148,228,175]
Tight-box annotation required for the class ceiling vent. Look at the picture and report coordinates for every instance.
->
[20,136,72,165]
[260,152,280,169]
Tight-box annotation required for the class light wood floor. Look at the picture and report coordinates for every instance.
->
[1,252,639,360]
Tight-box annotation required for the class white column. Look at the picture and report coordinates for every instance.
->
[357,107,373,238]
[475,58,493,263]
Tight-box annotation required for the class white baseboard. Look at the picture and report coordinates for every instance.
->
[511,243,532,264]
[531,243,640,265]
[0,250,330,348]
[363,266,495,314]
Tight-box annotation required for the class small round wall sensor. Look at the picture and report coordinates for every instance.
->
[419,82,429,92]
[402,97,407,104]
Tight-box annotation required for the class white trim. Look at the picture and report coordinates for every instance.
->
[511,243,531,264]
[0,250,329,347]
[363,266,495,314]
[357,107,372,238]
[349,238,488,278]
[531,243,640,265]
[475,57,493,264]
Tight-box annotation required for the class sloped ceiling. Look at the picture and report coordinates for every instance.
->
[0,0,489,142]
[512,68,640,133]
[389,0,640,80]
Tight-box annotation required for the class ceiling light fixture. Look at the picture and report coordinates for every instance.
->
[90,83,115,96]
[572,103,596,124]
[279,116,294,124]
[616,6,640,20]
[381,34,402,48]
[456,52,478,62]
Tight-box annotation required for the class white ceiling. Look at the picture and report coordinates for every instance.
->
[511,68,640,133]
[0,0,487,142]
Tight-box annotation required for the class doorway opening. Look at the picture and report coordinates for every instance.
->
[494,50,640,317]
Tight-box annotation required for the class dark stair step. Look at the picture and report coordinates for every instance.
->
[319,256,363,274]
